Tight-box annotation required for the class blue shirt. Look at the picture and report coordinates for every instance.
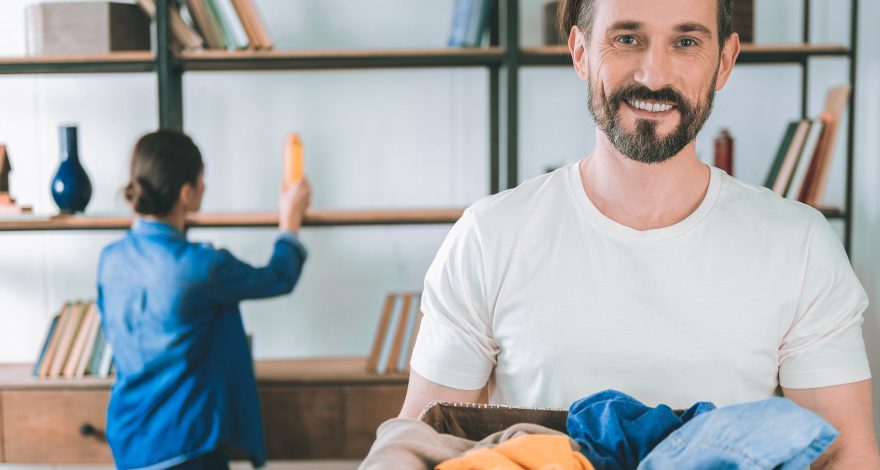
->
[96,219,307,470]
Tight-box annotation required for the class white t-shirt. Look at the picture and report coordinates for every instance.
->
[410,161,870,410]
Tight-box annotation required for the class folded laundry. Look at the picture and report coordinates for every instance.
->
[437,434,594,470]
[567,390,716,470]
[360,418,574,470]
[636,397,838,470]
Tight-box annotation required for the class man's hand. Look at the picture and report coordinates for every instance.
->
[783,380,880,469]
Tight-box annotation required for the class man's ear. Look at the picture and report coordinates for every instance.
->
[569,26,589,80]
[714,32,741,91]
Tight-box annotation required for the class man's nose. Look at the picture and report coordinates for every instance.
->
[633,43,674,92]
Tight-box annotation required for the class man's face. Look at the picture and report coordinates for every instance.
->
[583,0,724,164]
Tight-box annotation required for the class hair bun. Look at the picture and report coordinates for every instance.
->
[124,177,163,215]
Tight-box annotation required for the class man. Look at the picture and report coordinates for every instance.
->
[399,0,880,467]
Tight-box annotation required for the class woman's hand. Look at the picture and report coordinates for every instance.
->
[279,177,311,234]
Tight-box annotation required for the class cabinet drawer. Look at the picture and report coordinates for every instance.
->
[342,384,407,458]
[260,386,344,459]
[2,390,112,464]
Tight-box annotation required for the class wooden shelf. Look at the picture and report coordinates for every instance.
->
[0,358,407,390]
[179,47,505,71]
[520,44,850,66]
[0,208,464,231]
[0,52,155,75]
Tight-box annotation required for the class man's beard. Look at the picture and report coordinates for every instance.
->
[588,76,717,164]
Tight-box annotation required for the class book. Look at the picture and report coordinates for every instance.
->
[86,327,107,377]
[32,313,61,377]
[804,85,852,206]
[469,0,494,47]
[214,0,249,49]
[187,0,226,49]
[771,120,810,195]
[387,293,415,373]
[63,300,97,378]
[763,121,800,188]
[204,0,236,50]
[73,303,102,378]
[137,0,205,51]
[48,301,88,378]
[241,0,272,49]
[448,0,474,47]
[786,120,825,200]
[367,294,397,372]
[98,342,114,378]
[38,304,70,377]
[396,295,423,373]
[230,0,260,48]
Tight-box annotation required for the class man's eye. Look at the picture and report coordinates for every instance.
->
[678,38,698,47]
[616,35,638,46]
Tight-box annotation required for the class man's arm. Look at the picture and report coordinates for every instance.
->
[399,370,483,419]
[783,380,880,469]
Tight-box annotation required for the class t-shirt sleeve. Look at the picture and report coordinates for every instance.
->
[410,209,498,390]
[778,213,871,389]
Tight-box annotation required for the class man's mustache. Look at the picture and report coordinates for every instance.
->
[607,84,691,112]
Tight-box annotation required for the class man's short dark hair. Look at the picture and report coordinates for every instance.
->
[558,0,735,50]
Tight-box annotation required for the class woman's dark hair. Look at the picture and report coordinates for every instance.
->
[124,130,204,216]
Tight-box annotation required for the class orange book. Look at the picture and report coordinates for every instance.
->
[63,300,96,378]
[38,303,70,378]
[48,301,87,378]
[284,133,304,188]
[72,303,102,378]
[805,85,852,206]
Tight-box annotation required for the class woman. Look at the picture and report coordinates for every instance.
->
[97,130,311,469]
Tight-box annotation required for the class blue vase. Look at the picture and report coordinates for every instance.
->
[51,125,92,214]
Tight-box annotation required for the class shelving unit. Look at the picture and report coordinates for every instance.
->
[0,0,858,251]
[0,0,858,252]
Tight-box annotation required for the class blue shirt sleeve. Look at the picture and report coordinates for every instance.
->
[206,231,307,304]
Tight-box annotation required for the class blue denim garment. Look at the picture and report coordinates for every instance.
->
[567,390,716,470]
[637,397,838,470]
[97,219,307,470]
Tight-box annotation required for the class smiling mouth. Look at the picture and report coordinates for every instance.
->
[625,99,676,113]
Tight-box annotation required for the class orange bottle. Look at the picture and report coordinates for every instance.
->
[283,133,303,188]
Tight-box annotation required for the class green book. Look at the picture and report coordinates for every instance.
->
[204,0,235,50]
[764,121,801,188]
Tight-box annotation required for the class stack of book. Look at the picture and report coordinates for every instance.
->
[33,300,114,379]
[764,85,851,206]
[367,292,422,375]
[448,0,495,47]
[137,0,273,51]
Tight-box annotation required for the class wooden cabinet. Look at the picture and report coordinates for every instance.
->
[2,390,112,464]
[0,359,408,464]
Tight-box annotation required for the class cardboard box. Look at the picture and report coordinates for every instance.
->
[420,401,568,440]
[26,2,150,56]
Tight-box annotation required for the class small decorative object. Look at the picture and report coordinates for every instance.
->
[0,144,33,215]
[25,1,150,56]
[544,1,564,45]
[714,128,734,176]
[51,125,92,214]
[283,132,303,189]
[366,292,423,375]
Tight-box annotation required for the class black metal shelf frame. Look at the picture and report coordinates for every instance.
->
[0,1,854,249]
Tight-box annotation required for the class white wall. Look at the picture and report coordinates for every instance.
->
[0,0,878,439]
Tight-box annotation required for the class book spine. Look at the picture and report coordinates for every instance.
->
[448,0,473,47]
[33,315,60,377]
[204,0,234,50]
